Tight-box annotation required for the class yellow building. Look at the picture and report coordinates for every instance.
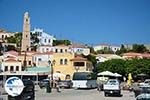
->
[52,45,93,80]
[53,52,74,80]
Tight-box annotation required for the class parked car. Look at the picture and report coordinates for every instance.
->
[8,79,35,100]
[133,85,150,97]
[39,79,50,88]
[58,80,73,88]
[139,79,150,86]
[103,79,121,96]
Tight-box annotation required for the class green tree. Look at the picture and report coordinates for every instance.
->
[132,44,148,53]
[30,32,39,51]
[53,40,71,46]
[116,44,127,55]
[97,59,126,76]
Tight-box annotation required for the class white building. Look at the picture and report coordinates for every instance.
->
[37,45,72,53]
[1,50,22,72]
[93,44,120,53]
[32,52,53,67]
[32,28,55,46]
[69,44,90,56]
[110,46,120,52]
[0,29,14,42]
[1,58,22,72]
[96,54,123,63]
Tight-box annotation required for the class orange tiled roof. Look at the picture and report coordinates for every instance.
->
[5,59,20,62]
[71,56,88,61]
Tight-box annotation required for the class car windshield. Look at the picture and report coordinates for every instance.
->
[107,80,118,85]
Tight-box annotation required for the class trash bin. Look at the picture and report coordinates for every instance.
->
[8,79,35,100]
[46,83,51,93]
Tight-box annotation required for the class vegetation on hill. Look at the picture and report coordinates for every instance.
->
[5,32,39,51]
[96,58,150,78]
[53,40,71,46]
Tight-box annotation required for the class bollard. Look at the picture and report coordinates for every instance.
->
[46,83,51,93]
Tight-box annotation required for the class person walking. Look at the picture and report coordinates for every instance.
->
[55,77,61,92]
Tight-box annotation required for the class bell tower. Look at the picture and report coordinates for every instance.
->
[21,12,31,51]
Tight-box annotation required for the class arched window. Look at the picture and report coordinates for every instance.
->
[64,59,68,65]
[10,66,14,72]
[60,59,63,65]
[60,49,63,53]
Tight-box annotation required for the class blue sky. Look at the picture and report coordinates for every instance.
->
[0,0,150,45]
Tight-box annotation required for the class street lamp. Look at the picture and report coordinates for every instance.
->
[48,60,55,88]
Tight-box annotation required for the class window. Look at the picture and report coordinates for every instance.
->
[2,35,4,39]
[45,39,46,43]
[49,39,51,43]
[60,49,63,53]
[74,62,85,66]
[5,66,8,71]
[10,66,14,72]
[26,35,28,38]
[64,59,68,65]
[55,49,58,53]
[38,58,42,61]
[65,49,67,52]
[60,59,63,65]
[16,66,19,71]
[29,61,31,65]
[46,48,49,51]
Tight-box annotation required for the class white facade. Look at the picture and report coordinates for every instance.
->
[71,47,90,56]
[93,44,110,51]
[1,60,22,72]
[37,45,54,53]
[33,52,53,66]
[96,54,123,63]
[37,45,72,53]
[93,44,120,53]
[0,30,13,42]
[32,28,55,46]
[110,46,120,52]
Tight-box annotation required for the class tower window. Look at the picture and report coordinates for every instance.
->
[26,35,28,38]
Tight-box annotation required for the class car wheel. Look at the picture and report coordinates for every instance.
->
[104,92,108,97]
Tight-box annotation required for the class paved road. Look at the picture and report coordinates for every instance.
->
[0,86,135,100]
[35,87,135,100]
